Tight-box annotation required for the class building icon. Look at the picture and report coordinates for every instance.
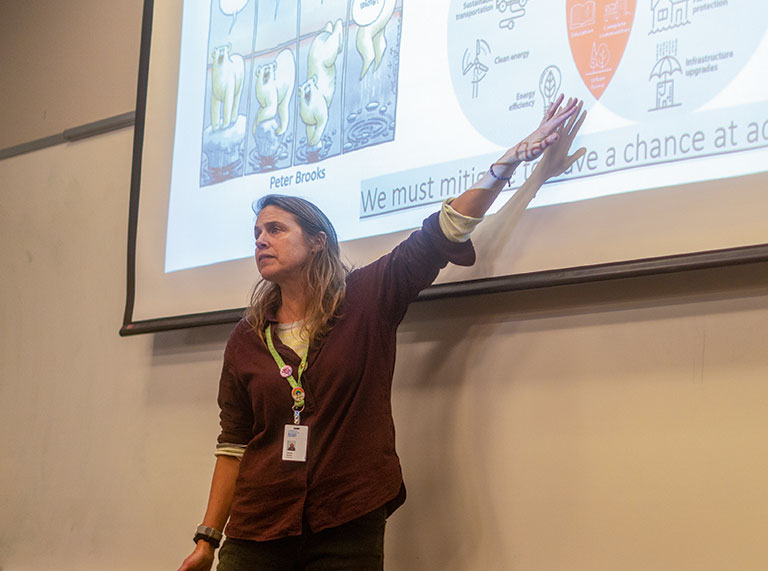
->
[650,0,690,33]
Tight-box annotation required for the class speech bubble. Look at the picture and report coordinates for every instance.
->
[352,0,385,27]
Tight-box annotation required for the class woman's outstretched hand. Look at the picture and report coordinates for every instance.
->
[509,94,581,163]
[532,99,587,181]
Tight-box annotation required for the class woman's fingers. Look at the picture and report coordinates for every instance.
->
[559,104,586,149]
[541,96,579,134]
[514,97,585,162]
[544,93,565,122]
[542,99,577,135]
[564,100,581,131]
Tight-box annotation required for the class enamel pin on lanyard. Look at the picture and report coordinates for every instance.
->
[265,324,309,462]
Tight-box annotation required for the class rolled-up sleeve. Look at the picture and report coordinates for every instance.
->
[438,198,484,243]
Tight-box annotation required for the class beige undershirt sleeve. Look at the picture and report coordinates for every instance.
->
[215,443,246,460]
[438,198,484,243]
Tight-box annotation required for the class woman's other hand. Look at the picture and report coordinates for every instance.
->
[177,541,215,571]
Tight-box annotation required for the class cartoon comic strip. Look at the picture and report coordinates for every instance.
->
[199,0,403,187]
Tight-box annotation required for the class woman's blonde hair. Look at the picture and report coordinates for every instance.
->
[246,194,348,344]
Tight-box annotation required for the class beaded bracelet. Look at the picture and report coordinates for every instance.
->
[488,163,511,187]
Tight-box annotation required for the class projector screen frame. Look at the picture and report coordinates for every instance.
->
[120,0,768,336]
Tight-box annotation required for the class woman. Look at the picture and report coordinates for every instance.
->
[179,95,585,571]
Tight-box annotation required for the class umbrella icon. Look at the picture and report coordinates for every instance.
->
[649,55,682,80]
[648,54,683,111]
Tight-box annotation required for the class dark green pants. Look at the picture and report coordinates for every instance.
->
[217,506,386,571]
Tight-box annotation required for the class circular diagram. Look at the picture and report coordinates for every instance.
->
[448,0,767,146]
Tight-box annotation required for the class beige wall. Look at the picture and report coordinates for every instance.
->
[0,0,143,149]
[2,2,768,570]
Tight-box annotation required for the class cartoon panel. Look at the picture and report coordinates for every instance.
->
[245,1,299,175]
[295,1,348,165]
[200,0,256,187]
[342,0,401,153]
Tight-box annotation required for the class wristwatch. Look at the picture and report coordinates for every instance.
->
[193,524,223,549]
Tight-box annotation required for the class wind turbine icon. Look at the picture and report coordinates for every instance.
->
[462,39,491,99]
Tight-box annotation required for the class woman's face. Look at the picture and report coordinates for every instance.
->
[254,205,317,285]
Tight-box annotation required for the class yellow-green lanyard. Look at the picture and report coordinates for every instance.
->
[265,324,308,425]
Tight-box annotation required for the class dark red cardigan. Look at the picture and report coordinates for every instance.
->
[217,212,475,541]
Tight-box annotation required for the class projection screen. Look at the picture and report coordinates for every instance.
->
[122,0,768,335]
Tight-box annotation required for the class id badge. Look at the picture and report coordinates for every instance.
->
[282,424,309,462]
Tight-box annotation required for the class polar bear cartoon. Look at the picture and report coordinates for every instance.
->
[210,44,244,130]
[298,75,327,148]
[356,0,396,79]
[307,19,344,107]
[254,48,296,136]
[299,20,344,146]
